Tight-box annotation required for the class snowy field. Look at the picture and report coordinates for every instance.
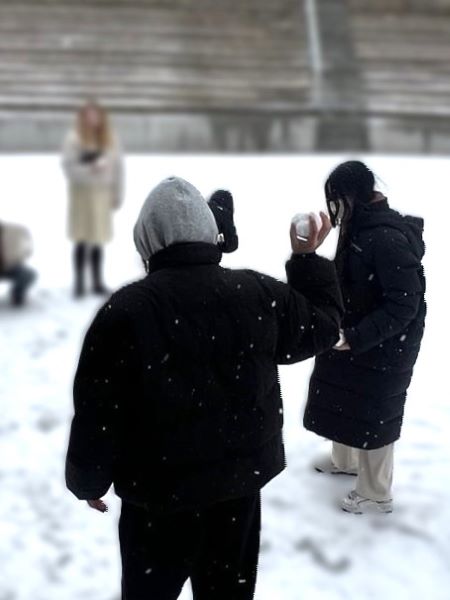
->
[0,155,449,600]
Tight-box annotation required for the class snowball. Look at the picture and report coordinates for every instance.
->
[291,212,323,239]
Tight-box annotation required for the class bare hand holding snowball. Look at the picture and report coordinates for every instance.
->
[290,211,332,254]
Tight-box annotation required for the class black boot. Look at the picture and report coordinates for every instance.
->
[73,243,86,298]
[91,245,109,295]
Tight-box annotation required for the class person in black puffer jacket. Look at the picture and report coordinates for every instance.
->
[66,176,343,600]
[208,189,239,253]
[305,161,426,515]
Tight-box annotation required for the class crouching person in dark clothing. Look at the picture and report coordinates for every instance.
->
[0,220,36,306]
[65,176,343,600]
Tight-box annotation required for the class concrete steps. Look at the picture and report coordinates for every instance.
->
[1,0,450,152]
[0,0,308,114]
[351,12,450,117]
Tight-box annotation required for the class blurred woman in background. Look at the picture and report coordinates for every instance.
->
[62,100,124,297]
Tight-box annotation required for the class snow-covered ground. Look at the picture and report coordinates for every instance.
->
[0,155,448,600]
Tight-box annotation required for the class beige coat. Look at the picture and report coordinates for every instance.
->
[0,222,33,272]
[62,130,124,244]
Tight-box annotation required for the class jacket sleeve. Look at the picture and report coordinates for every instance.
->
[257,254,343,364]
[208,199,239,253]
[61,131,93,184]
[110,139,125,210]
[65,302,138,500]
[344,229,423,354]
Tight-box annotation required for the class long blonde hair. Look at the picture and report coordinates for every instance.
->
[76,101,113,150]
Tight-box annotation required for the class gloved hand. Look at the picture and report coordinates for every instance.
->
[209,190,234,214]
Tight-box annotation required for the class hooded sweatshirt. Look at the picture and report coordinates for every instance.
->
[133,177,219,260]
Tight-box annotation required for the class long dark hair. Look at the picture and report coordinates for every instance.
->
[325,160,375,226]
[325,160,376,275]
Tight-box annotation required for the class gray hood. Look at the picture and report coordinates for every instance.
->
[134,177,219,260]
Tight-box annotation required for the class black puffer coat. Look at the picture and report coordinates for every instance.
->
[304,200,426,449]
[66,242,343,513]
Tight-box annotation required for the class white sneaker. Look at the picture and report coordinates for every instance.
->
[341,490,393,514]
[314,457,357,476]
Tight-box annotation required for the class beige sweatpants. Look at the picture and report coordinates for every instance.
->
[332,442,394,502]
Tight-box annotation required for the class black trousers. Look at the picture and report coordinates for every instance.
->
[73,242,105,293]
[119,492,261,600]
[1,265,36,305]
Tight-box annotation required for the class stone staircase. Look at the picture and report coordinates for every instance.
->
[0,0,450,153]
[349,3,450,153]
[0,0,309,112]
[0,0,314,151]
[351,10,450,117]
